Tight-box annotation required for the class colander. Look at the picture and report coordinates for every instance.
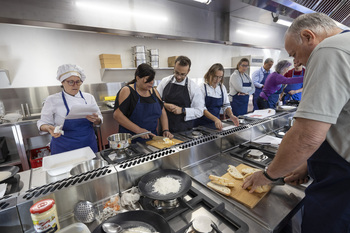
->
[74,200,96,223]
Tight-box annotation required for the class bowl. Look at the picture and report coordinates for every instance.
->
[70,159,108,176]
[2,113,22,123]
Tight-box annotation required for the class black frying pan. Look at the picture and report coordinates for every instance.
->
[138,169,192,200]
[0,166,19,183]
[92,210,171,233]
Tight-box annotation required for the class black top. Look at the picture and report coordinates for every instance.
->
[114,85,163,117]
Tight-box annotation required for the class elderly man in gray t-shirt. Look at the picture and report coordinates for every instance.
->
[243,13,350,233]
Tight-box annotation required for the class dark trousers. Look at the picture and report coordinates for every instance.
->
[257,96,269,109]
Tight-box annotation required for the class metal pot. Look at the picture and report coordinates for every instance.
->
[70,159,108,176]
[107,131,151,150]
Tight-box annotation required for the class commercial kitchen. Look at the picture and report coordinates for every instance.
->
[1,0,350,233]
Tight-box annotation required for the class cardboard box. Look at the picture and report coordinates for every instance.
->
[101,63,122,68]
[168,56,178,67]
[100,57,121,63]
[99,54,121,59]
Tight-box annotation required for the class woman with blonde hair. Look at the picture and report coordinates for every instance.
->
[194,63,239,130]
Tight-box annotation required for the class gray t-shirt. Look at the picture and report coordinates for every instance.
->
[294,31,350,162]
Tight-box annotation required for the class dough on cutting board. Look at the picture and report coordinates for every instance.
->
[227,165,244,179]
[207,182,231,196]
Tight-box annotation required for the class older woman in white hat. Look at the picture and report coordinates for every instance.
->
[37,64,103,154]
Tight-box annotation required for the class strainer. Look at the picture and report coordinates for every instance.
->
[74,200,96,223]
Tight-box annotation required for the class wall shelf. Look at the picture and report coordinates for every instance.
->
[100,67,174,82]
[0,69,11,85]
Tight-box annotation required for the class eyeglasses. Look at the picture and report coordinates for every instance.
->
[240,65,249,68]
[213,76,223,80]
[65,80,83,86]
[173,71,187,78]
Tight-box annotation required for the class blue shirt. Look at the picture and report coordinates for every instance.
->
[252,67,271,89]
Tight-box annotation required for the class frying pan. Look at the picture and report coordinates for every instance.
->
[92,210,171,233]
[107,131,151,150]
[0,166,19,183]
[138,169,192,201]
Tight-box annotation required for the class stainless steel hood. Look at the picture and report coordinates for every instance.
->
[0,0,348,49]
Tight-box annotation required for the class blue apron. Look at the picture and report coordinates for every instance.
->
[302,140,350,232]
[119,84,162,139]
[253,69,269,110]
[283,69,304,103]
[266,85,282,109]
[194,83,223,128]
[162,77,193,133]
[50,91,98,155]
[230,73,252,116]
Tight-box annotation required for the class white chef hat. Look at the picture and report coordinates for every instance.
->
[56,64,86,82]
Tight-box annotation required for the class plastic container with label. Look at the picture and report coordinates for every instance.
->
[30,199,60,232]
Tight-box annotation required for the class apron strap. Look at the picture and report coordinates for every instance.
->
[62,90,87,116]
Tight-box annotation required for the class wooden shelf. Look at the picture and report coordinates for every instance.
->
[100,67,174,82]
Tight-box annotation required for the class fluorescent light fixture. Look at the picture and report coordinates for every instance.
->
[236,30,269,39]
[276,19,292,27]
[193,0,212,5]
[75,1,168,22]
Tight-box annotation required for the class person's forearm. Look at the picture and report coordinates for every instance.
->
[224,108,235,118]
[160,108,169,132]
[267,118,330,178]
[40,124,53,133]
[204,110,219,122]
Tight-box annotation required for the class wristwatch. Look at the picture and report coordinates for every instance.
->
[182,107,186,115]
[263,167,285,185]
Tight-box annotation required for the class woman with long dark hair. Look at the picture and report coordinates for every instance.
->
[113,63,173,139]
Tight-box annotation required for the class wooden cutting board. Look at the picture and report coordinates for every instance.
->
[220,164,271,209]
[146,138,183,149]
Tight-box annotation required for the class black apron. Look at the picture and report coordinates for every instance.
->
[302,140,350,232]
[162,77,193,133]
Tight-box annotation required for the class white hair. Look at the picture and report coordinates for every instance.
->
[286,13,339,44]
[275,60,291,74]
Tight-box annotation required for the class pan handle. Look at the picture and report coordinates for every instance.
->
[130,131,151,140]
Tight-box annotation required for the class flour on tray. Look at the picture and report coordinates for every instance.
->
[152,176,181,195]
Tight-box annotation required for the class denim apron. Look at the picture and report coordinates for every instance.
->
[302,140,350,232]
[230,73,252,116]
[162,77,193,133]
[283,69,304,102]
[119,84,162,138]
[253,68,269,110]
[266,85,283,109]
[50,91,98,154]
[194,83,223,128]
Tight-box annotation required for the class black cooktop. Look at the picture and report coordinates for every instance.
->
[139,186,249,233]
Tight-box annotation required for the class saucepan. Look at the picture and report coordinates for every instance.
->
[107,131,151,150]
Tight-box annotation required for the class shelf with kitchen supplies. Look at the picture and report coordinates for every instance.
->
[0,69,11,85]
[100,67,174,82]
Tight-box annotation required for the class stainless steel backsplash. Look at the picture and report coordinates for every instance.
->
[0,82,125,115]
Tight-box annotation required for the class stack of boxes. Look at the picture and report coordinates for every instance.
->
[148,49,159,68]
[99,54,122,68]
[133,46,147,67]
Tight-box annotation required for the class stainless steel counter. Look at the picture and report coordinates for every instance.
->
[0,111,304,233]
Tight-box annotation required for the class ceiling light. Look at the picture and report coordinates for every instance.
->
[193,0,212,5]
[75,1,168,22]
[236,30,269,39]
[276,19,292,27]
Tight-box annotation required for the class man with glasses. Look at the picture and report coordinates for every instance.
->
[37,64,102,154]
[157,56,204,133]
[252,58,274,110]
